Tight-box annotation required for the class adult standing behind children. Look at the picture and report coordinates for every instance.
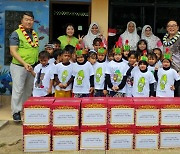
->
[83,22,107,50]
[57,23,79,50]
[163,20,180,96]
[9,12,39,121]
[141,25,163,51]
[117,21,140,50]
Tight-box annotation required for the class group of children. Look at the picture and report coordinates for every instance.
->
[30,38,180,98]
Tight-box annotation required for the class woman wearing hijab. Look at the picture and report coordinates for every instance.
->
[141,25,163,51]
[117,21,140,50]
[83,22,106,50]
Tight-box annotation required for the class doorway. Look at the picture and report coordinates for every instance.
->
[50,2,91,41]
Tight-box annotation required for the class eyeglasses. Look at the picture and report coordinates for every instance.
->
[167,24,178,28]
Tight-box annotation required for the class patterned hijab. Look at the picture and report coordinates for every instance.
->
[141,25,160,50]
[83,22,100,50]
[121,21,140,50]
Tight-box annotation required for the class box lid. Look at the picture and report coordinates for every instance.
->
[81,97,107,108]
[23,97,54,107]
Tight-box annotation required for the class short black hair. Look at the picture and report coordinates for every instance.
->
[22,12,34,19]
[53,49,63,60]
[62,49,72,55]
[128,50,138,59]
[93,38,102,45]
[64,45,75,54]
[38,51,50,59]
[147,52,157,60]
[138,60,148,67]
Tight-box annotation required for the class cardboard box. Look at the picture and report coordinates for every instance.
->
[81,97,107,128]
[135,128,159,149]
[160,128,180,148]
[108,128,134,150]
[23,97,55,129]
[52,130,79,151]
[80,128,107,150]
[52,98,81,130]
[158,98,180,128]
[134,98,160,128]
[23,129,51,152]
[108,98,134,129]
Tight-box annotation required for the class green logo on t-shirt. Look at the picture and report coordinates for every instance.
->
[160,74,167,90]
[138,77,145,92]
[61,70,68,82]
[96,67,102,83]
[113,70,122,82]
[77,70,84,85]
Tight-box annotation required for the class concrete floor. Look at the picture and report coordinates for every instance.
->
[0,95,12,121]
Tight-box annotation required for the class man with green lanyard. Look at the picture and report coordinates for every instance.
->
[9,12,39,121]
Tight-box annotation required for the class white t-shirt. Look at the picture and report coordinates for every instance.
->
[93,61,107,90]
[126,66,138,97]
[33,63,54,97]
[131,68,155,97]
[55,62,73,91]
[72,61,94,94]
[106,60,129,93]
[48,58,55,64]
[156,68,180,97]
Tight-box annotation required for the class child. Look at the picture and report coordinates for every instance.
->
[72,46,94,97]
[88,51,97,65]
[130,55,155,97]
[53,49,63,65]
[153,48,162,67]
[51,39,61,50]
[54,49,73,97]
[147,52,158,96]
[147,52,158,74]
[93,47,108,97]
[105,44,129,97]
[30,51,54,97]
[155,49,180,97]
[107,49,114,62]
[136,39,148,59]
[45,43,55,64]
[126,51,138,97]
[64,45,76,63]
[122,40,130,63]
[91,37,102,52]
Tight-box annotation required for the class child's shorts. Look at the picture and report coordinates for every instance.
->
[55,90,72,98]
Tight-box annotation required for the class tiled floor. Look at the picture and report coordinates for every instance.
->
[0,95,12,121]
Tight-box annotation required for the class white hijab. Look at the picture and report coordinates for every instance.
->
[121,21,140,50]
[141,25,161,51]
[83,22,100,50]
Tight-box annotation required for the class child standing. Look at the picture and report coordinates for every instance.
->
[54,49,73,98]
[130,56,155,97]
[88,51,97,65]
[155,49,180,97]
[153,48,162,67]
[136,39,148,59]
[126,51,138,97]
[122,40,130,63]
[30,51,54,97]
[72,47,94,97]
[45,43,55,64]
[147,52,158,74]
[91,38,102,53]
[53,49,63,65]
[105,45,129,97]
[93,47,108,97]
